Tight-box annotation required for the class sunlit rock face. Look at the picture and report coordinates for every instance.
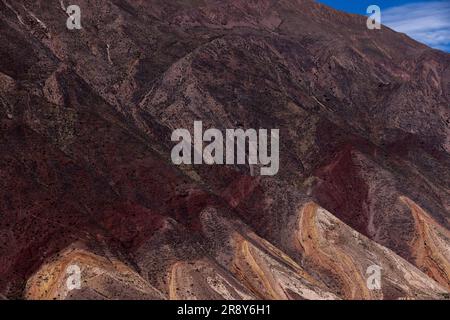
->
[0,0,449,299]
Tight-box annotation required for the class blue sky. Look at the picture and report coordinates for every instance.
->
[316,0,450,52]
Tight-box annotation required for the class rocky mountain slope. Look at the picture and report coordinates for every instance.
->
[0,0,449,299]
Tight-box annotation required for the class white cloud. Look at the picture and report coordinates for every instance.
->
[382,1,450,51]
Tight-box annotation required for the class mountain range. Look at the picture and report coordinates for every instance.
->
[0,0,449,299]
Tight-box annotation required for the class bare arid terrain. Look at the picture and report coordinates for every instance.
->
[0,0,449,300]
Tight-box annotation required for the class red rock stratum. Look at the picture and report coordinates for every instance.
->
[0,0,449,299]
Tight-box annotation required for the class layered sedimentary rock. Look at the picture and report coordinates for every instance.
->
[25,243,165,300]
[0,0,449,299]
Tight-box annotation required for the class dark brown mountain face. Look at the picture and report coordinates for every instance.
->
[0,0,449,300]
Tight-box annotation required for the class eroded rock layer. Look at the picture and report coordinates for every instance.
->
[0,0,449,299]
